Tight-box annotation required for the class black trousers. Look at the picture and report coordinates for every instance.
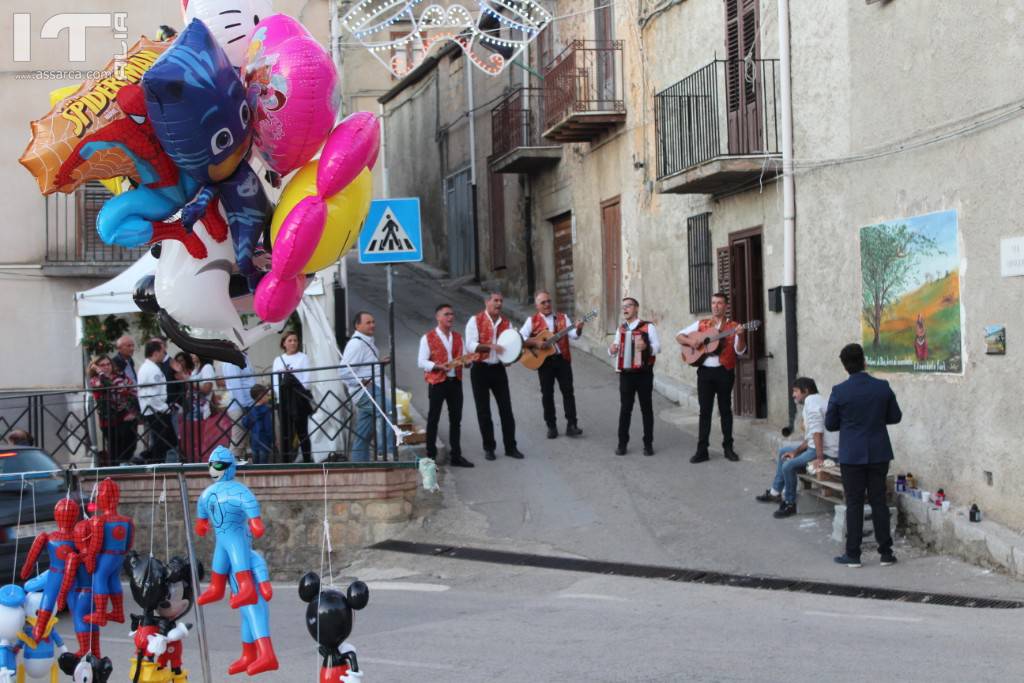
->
[426,378,463,458]
[618,370,653,447]
[538,354,578,428]
[144,413,176,464]
[281,409,312,463]
[102,419,138,465]
[840,461,893,558]
[470,363,517,452]
[696,365,735,452]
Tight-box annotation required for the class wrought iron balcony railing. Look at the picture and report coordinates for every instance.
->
[490,87,561,173]
[45,181,149,268]
[542,40,625,142]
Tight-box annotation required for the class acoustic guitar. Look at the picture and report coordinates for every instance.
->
[520,309,599,371]
[678,320,762,367]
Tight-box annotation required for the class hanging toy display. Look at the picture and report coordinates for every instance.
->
[194,446,277,676]
[0,584,27,683]
[82,478,135,629]
[298,573,369,683]
[124,552,201,683]
[62,519,101,657]
[20,573,68,682]
[227,551,276,676]
[56,652,113,683]
[19,499,80,643]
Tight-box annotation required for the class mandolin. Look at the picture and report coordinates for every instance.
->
[442,353,478,370]
[520,309,599,371]
[678,320,761,367]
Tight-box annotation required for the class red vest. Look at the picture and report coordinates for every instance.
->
[699,318,739,370]
[616,320,656,371]
[424,329,463,384]
[474,311,509,362]
[530,313,571,361]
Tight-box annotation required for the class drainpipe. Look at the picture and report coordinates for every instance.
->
[331,0,350,340]
[522,42,536,297]
[466,61,481,282]
[778,0,798,432]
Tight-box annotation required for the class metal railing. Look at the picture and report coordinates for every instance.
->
[0,362,400,465]
[44,181,150,264]
[491,87,551,159]
[542,40,625,131]
[655,58,781,180]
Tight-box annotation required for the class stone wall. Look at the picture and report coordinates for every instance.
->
[112,466,418,580]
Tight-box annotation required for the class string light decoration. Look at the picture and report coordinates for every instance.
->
[342,0,552,76]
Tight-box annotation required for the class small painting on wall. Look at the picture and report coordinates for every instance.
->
[985,325,1006,355]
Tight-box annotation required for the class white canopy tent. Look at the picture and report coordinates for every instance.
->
[73,253,158,338]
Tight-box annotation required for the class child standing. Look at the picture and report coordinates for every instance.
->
[244,384,274,464]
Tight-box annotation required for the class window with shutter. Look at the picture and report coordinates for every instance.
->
[724,0,762,154]
[687,213,713,314]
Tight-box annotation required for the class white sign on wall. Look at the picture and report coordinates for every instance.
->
[1001,236,1024,277]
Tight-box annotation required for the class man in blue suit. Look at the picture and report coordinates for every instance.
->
[825,343,902,568]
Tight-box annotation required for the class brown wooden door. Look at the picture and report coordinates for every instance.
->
[724,0,763,154]
[595,0,615,107]
[552,213,575,318]
[728,229,765,418]
[601,198,622,334]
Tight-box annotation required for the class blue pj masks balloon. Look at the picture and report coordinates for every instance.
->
[142,19,253,183]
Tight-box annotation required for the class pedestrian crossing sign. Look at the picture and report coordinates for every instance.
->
[358,198,423,264]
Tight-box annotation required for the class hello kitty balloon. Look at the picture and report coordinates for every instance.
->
[182,0,274,66]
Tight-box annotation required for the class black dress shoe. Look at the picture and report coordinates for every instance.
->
[689,451,710,463]
[546,426,558,439]
[505,449,525,459]
[723,448,740,462]
[565,424,583,437]
[643,445,654,456]
[449,454,475,468]
[614,445,627,456]
[484,450,496,461]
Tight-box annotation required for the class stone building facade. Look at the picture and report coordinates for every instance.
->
[375,0,1024,528]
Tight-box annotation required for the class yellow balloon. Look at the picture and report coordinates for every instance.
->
[49,86,126,196]
[271,164,373,274]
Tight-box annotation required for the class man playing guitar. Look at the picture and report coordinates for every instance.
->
[521,291,585,439]
[608,297,661,456]
[417,304,475,467]
[676,291,747,463]
[465,292,525,461]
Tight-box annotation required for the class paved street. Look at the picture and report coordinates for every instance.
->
[58,261,1024,682]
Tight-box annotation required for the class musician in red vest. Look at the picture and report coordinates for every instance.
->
[465,292,524,461]
[417,303,475,467]
[608,297,661,456]
[676,291,747,463]
[521,291,585,439]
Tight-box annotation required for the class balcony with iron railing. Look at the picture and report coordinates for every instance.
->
[43,181,149,277]
[655,58,782,195]
[542,40,626,143]
[489,87,562,174]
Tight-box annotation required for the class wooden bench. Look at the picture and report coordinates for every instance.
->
[797,463,895,506]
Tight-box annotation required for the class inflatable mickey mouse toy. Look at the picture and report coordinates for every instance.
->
[57,652,113,683]
[298,573,369,683]
[124,552,201,682]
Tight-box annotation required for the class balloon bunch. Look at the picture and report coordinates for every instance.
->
[22,2,381,360]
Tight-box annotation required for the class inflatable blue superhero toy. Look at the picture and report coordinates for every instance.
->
[0,584,27,683]
[143,18,273,292]
[20,573,67,682]
[194,447,272,651]
[227,551,277,677]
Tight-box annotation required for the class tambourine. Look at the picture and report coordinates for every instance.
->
[495,329,524,365]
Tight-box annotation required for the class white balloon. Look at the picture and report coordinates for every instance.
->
[182,0,274,67]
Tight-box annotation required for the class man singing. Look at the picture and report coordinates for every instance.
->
[417,304,474,467]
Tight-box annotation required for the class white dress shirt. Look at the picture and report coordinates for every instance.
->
[677,320,746,367]
[608,319,662,356]
[137,358,169,416]
[340,332,383,392]
[465,313,507,365]
[803,393,839,458]
[221,355,256,409]
[418,327,456,377]
[519,313,578,355]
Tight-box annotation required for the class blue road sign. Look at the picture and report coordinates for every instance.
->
[358,197,423,264]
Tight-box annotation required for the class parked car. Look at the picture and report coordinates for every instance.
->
[0,445,80,579]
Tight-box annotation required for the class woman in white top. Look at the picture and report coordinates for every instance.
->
[190,355,217,420]
[272,331,313,462]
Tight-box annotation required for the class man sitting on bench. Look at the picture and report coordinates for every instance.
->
[755,377,839,518]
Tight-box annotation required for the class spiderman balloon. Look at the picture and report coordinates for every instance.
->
[194,446,276,676]
[19,499,79,644]
[83,478,134,630]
